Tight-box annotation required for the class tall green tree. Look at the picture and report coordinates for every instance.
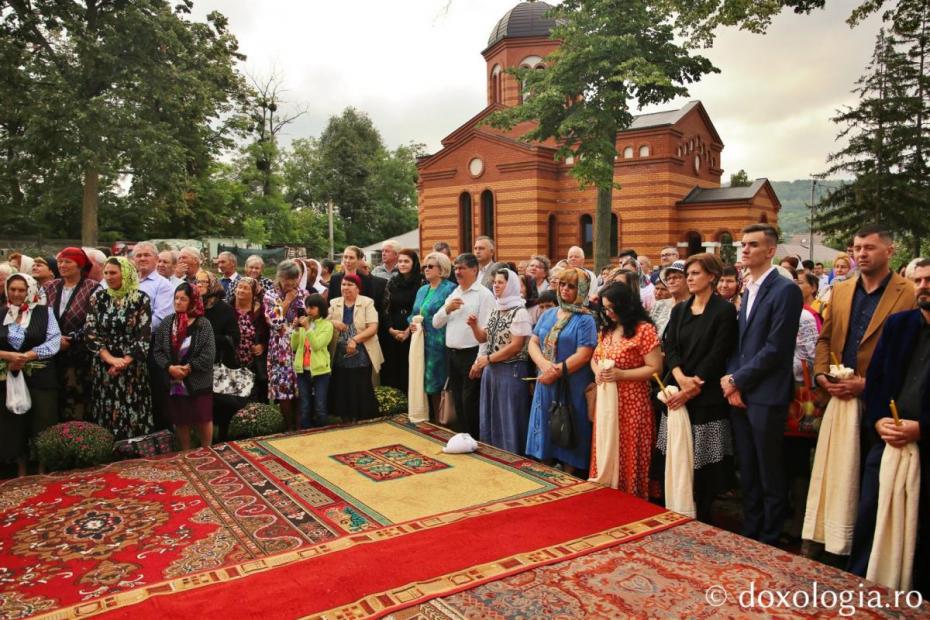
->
[3,0,247,245]
[729,169,752,187]
[817,29,917,243]
[488,0,716,269]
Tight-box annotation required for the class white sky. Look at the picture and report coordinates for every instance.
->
[192,0,884,181]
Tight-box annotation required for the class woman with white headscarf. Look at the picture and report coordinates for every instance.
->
[469,268,533,453]
[0,273,60,476]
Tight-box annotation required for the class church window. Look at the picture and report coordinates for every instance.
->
[623,146,634,159]
[481,190,495,237]
[611,213,619,256]
[580,214,593,256]
[459,192,473,252]
[490,65,502,104]
[639,144,650,157]
[548,214,558,260]
[686,231,703,257]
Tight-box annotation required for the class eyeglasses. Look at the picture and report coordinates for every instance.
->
[424,264,437,269]
[195,280,210,285]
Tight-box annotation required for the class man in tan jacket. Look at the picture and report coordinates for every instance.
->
[814,224,915,399]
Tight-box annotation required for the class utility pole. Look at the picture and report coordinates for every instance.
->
[328,200,335,260]
[808,178,817,262]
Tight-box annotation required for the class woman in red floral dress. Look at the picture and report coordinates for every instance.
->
[590,281,662,498]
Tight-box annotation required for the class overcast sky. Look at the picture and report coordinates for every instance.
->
[192,0,883,182]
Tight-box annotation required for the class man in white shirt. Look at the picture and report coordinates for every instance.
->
[216,251,241,303]
[567,246,597,299]
[131,242,174,331]
[432,253,496,438]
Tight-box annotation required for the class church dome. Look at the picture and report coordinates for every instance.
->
[486,1,557,49]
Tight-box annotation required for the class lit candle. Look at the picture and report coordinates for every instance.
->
[890,400,901,427]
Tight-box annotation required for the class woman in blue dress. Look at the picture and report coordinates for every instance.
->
[409,252,456,419]
[525,267,597,474]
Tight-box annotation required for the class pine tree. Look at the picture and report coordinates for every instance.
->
[817,29,914,245]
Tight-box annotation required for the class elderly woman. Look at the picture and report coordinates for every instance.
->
[716,264,743,311]
[153,282,216,450]
[526,255,551,294]
[659,254,737,518]
[243,254,275,298]
[32,257,59,287]
[263,260,308,430]
[233,276,269,401]
[470,268,533,454]
[84,257,153,439]
[197,270,241,440]
[43,247,99,421]
[379,249,422,391]
[329,273,383,421]
[409,252,456,417]
[0,273,60,476]
[650,260,687,337]
[526,268,598,475]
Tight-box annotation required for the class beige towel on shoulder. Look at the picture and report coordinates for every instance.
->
[867,442,921,591]
[657,386,696,518]
[407,316,428,423]
[802,365,859,555]
[588,359,619,488]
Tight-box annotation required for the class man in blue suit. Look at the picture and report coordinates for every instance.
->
[721,224,802,546]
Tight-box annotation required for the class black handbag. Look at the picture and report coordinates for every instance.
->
[548,362,575,449]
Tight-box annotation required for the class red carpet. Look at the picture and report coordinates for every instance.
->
[0,417,687,619]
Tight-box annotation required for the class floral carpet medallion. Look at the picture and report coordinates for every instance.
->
[1,416,660,619]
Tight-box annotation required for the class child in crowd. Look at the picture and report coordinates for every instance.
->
[290,294,334,428]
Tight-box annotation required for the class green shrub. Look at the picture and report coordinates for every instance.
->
[229,403,285,439]
[374,386,407,416]
[35,422,115,471]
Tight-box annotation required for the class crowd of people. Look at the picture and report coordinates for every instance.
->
[0,224,927,594]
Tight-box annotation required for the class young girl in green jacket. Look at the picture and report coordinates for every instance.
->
[291,294,334,428]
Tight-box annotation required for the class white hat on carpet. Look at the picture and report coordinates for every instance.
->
[443,433,478,454]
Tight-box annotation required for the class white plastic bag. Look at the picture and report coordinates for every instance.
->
[5,371,31,415]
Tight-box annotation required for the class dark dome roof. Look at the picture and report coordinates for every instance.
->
[486,1,557,49]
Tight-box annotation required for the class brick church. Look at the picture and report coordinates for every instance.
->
[416,1,780,266]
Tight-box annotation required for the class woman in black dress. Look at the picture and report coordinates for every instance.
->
[379,249,421,391]
[659,253,737,523]
[196,270,240,441]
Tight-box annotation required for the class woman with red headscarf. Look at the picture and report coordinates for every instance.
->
[152,282,216,450]
[43,247,99,421]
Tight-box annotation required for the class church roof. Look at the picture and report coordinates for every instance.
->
[486,1,557,49]
[678,179,771,204]
[629,101,701,131]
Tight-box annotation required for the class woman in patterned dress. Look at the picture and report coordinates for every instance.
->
[658,254,737,520]
[43,247,99,421]
[263,260,308,431]
[233,276,269,402]
[590,281,662,498]
[525,268,598,475]
[84,257,153,440]
[471,268,532,454]
[409,252,456,418]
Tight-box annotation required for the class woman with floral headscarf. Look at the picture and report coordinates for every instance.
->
[525,268,598,474]
[84,256,153,439]
[0,273,60,476]
[470,268,533,454]
[153,282,215,450]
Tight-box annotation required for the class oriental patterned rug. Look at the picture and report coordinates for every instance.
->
[401,520,927,619]
[0,416,685,619]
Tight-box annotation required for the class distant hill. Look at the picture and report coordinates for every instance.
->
[767,180,846,236]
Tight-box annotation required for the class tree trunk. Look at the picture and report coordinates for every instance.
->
[594,183,613,273]
[82,165,98,247]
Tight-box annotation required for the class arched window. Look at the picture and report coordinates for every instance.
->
[718,231,735,264]
[610,213,619,256]
[639,145,650,157]
[623,146,634,159]
[481,190,494,237]
[686,231,703,257]
[760,213,769,223]
[490,65,502,104]
[548,214,558,261]
[580,214,593,256]
[459,192,473,253]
